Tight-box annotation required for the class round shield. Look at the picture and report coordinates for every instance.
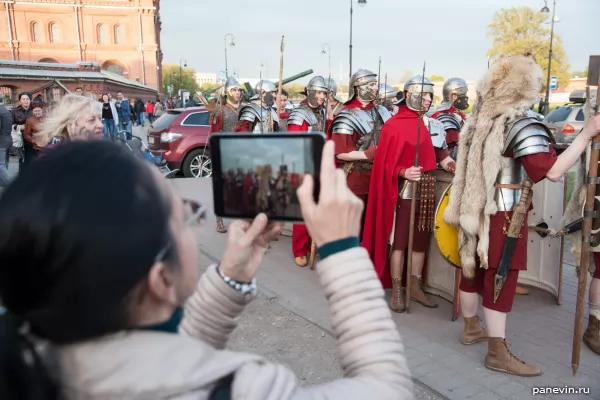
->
[434,183,461,268]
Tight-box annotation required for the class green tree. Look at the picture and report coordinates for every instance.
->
[430,75,444,82]
[487,7,570,91]
[162,64,200,97]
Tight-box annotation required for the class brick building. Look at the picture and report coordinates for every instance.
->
[0,60,158,104]
[0,0,163,90]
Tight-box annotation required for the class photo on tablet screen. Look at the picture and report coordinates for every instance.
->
[218,136,316,220]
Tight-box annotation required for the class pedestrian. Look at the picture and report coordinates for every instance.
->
[36,93,103,148]
[22,102,45,162]
[100,93,119,141]
[153,99,164,120]
[145,100,155,124]
[134,98,145,126]
[116,91,132,140]
[10,92,33,171]
[0,139,414,400]
[0,104,11,188]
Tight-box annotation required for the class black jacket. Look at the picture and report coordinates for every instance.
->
[0,105,12,148]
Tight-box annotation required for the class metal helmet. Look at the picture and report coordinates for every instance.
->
[442,77,469,110]
[403,75,434,112]
[378,84,397,100]
[324,77,342,102]
[348,69,378,102]
[224,76,241,103]
[251,79,277,106]
[306,76,328,108]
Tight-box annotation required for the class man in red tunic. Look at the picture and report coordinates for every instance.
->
[286,76,330,266]
[430,77,468,159]
[329,69,392,236]
[443,55,599,376]
[362,76,456,313]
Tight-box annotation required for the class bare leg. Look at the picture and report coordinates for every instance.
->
[410,251,425,277]
[460,290,486,345]
[483,307,506,338]
[460,290,479,318]
[389,249,405,312]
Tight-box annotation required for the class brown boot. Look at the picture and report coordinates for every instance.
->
[295,256,308,267]
[389,278,405,313]
[410,275,438,308]
[485,337,541,376]
[216,218,227,233]
[515,286,529,295]
[583,314,600,355]
[461,315,487,345]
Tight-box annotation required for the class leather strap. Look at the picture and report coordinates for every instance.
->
[495,183,522,189]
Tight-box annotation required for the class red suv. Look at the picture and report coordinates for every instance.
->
[147,107,213,178]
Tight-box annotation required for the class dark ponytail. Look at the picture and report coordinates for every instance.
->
[0,140,174,399]
[0,312,57,399]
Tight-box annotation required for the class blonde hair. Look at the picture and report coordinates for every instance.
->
[36,93,101,146]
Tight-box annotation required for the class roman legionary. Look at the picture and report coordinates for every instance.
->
[329,69,391,236]
[430,77,469,159]
[324,77,344,117]
[443,55,597,376]
[287,76,329,267]
[560,90,600,356]
[362,76,456,313]
[210,76,242,233]
[234,80,279,132]
[378,84,398,114]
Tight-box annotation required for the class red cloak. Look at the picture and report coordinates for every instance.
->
[362,106,438,289]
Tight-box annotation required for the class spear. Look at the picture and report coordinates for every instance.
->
[572,58,600,376]
[377,56,381,105]
[275,36,285,131]
[405,62,427,313]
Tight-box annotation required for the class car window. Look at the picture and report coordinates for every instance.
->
[575,109,585,121]
[182,112,209,126]
[545,106,572,123]
[153,111,180,130]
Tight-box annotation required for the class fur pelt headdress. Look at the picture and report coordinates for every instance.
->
[560,90,597,276]
[443,55,544,278]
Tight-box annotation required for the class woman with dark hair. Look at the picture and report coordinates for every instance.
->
[10,91,33,169]
[0,140,413,399]
[22,102,45,161]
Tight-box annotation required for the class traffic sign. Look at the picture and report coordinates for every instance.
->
[550,76,558,90]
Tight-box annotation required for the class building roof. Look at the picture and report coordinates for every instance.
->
[0,61,157,92]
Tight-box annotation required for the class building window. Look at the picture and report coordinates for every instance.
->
[49,22,61,43]
[97,24,108,44]
[0,86,15,104]
[31,22,41,43]
[114,25,123,44]
[39,58,60,63]
[103,61,124,76]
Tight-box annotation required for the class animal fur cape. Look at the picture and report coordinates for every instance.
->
[560,90,598,277]
[443,55,544,278]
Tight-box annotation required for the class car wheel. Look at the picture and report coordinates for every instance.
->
[183,148,212,178]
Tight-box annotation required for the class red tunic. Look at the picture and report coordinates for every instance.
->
[362,106,438,288]
[330,98,375,195]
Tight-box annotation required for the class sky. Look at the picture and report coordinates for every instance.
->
[160,0,599,84]
[220,137,311,173]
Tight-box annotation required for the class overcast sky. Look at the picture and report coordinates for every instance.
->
[220,137,311,173]
[160,0,599,84]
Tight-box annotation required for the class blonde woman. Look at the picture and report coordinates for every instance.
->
[36,93,103,149]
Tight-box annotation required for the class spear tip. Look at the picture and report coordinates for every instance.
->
[572,364,579,376]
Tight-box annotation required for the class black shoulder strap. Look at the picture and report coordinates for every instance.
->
[209,374,233,400]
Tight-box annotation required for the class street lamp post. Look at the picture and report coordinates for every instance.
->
[224,33,235,78]
[179,58,187,97]
[541,0,556,115]
[349,0,367,81]
[321,43,331,79]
